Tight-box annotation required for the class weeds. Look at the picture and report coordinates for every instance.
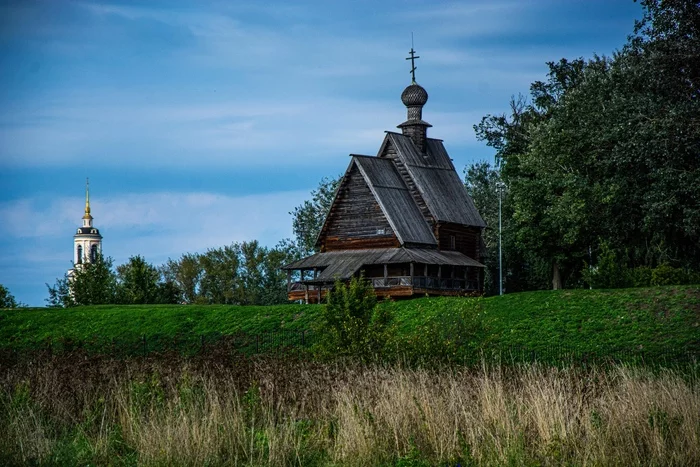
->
[1,352,698,466]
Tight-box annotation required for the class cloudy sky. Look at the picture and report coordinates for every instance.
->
[1,0,642,306]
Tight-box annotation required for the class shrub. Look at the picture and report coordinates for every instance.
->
[629,266,653,287]
[314,276,394,361]
[583,242,631,289]
[651,264,687,286]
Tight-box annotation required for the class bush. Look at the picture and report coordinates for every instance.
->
[651,264,687,286]
[629,266,653,287]
[583,242,631,289]
[314,276,394,361]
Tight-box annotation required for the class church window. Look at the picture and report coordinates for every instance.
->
[77,245,83,264]
[91,244,98,262]
[91,229,96,234]
[377,228,385,235]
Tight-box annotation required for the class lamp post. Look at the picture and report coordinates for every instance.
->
[495,181,506,295]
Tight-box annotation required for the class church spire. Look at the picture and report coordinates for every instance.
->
[82,178,93,226]
[84,178,91,216]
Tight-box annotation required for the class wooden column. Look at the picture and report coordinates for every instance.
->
[410,262,414,289]
[424,263,428,276]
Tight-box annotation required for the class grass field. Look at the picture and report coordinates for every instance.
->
[2,286,698,361]
[2,354,699,466]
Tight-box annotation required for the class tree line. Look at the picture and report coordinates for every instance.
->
[45,241,301,307]
[466,0,699,292]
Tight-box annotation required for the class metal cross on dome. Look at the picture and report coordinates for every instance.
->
[405,35,419,83]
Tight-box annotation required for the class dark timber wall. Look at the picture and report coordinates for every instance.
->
[321,164,400,251]
[436,223,481,261]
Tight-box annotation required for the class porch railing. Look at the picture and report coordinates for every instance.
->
[289,276,478,292]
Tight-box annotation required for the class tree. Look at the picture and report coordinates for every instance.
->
[474,0,700,288]
[116,255,160,304]
[161,253,203,304]
[315,276,393,360]
[47,254,118,306]
[0,284,19,308]
[290,176,341,255]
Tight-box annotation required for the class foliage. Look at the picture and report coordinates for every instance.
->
[290,175,340,256]
[116,255,161,304]
[46,254,118,307]
[158,240,299,306]
[582,242,631,289]
[0,284,19,308]
[583,243,700,289]
[313,276,394,360]
[473,0,700,289]
[399,297,486,364]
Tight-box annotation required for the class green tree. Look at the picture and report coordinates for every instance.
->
[315,276,393,360]
[474,0,700,288]
[161,253,202,304]
[290,176,341,255]
[46,254,118,306]
[199,245,240,304]
[116,255,160,304]
[0,284,19,308]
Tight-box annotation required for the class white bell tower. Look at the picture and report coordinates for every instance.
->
[68,179,103,278]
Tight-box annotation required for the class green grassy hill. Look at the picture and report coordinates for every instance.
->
[1,286,698,360]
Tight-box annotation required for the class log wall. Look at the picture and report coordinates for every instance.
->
[321,164,399,252]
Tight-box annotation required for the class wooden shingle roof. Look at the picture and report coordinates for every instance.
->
[381,132,487,228]
[282,247,485,281]
[352,156,437,246]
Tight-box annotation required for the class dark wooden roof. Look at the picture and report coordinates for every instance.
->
[380,133,486,228]
[352,156,437,246]
[283,247,485,281]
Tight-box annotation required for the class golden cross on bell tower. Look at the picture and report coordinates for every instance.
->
[405,33,420,83]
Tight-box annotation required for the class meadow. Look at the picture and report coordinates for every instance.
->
[1,285,699,465]
[1,351,699,466]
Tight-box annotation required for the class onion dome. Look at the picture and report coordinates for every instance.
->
[401,83,428,107]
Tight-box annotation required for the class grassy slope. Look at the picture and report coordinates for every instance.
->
[1,286,698,356]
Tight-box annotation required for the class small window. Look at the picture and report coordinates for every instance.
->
[376,228,385,235]
[91,229,96,234]
[76,245,83,264]
[90,244,98,262]
[450,235,456,250]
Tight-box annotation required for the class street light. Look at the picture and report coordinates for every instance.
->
[495,181,506,295]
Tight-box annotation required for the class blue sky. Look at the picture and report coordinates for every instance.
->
[0,0,642,306]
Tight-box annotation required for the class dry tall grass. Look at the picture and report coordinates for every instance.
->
[1,352,698,466]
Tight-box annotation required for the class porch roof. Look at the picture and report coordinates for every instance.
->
[282,247,484,282]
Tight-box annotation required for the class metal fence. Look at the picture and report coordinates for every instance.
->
[3,332,697,366]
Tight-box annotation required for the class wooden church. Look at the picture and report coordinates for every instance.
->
[283,51,486,302]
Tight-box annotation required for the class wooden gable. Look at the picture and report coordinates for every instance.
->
[318,162,400,252]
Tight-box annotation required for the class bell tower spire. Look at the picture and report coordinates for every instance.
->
[83,178,93,228]
[69,178,102,274]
